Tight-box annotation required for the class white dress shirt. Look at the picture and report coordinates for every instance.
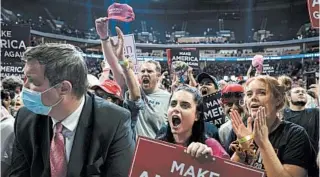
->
[51,97,85,162]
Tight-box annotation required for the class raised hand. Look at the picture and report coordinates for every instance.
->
[95,17,109,40]
[253,107,269,148]
[171,74,181,92]
[110,27,125,61]
[187,66,193,74]
[230,109,253,139]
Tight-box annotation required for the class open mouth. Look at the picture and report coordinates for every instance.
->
[201,89,208,95]
[142,78,150,84]
[250,104,260,109]
[172,115,182,127]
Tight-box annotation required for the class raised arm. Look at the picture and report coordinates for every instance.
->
[187,67,197,87]
[113,27,141,101]
[95,17,126,90]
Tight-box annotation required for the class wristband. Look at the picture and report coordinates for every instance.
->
[238,134,253,144]
[119,60,129,68]
[101,36,110,41]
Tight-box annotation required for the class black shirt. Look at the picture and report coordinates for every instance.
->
[228,121,312,170]
[283,108,319,152]
[284,108,319,176]
[248,121,312,172]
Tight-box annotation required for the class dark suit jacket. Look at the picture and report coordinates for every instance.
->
[8,93,135,177]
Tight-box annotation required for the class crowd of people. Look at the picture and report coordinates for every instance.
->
[1,17,319,177]
[203,60,319,80]
[84,58,319,85]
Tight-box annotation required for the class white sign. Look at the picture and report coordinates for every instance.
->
[111,33,137,65]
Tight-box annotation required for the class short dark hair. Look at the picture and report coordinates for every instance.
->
[23,43,88,99]
[2,76,23,91]
[1,89,11,107]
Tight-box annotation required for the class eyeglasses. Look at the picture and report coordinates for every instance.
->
[221,92,244,106]
[223,99,244,107]
[94,91,119,103]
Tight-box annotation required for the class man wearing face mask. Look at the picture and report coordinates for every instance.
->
[9,44,135,177]
[196,73,226,128]
[284,86,319,177]
[218,84,245,150]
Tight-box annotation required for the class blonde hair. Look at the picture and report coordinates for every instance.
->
[246,75,286,112]
[277,75,293,108]
[278,75,293,92]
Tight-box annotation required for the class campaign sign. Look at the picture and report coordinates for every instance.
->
[111,34,137,63]
[1,62,25,79]
[170,48,200,69]
[1,24,30,78]
[129,136,265,177]
[202,93,226,128]
[262,63,275,75]
[307,0,319,28]
[110,34,138,72]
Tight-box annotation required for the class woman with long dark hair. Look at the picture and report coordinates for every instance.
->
[156,85,228,158]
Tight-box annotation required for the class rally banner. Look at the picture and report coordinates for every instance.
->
[129,136,266,177]
[1,24,30,78]
[170,48,200,69]
[110,34,138,72]
[202,93,226,128]
[262,63,275,75]
[307,0,319,28]
[1,62,25,79]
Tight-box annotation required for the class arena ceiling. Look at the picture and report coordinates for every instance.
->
[107,0,306,10]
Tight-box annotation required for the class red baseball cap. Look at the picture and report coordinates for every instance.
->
[221,84,244,104]
[222,84,244,94]
[107,3,135,22]
[92,80,122,100]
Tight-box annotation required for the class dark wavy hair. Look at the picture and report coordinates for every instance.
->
[156,85,207,146]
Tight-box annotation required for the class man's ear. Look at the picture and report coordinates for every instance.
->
[286,95,291,102]
[59,81,72,95]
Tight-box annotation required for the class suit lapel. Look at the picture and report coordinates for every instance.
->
[39,115,52,176]
[67,94,93,176]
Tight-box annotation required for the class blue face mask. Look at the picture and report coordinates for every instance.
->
[21,85,62,115]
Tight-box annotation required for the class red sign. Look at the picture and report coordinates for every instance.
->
[307,0,319,28]
[129,136,266,177]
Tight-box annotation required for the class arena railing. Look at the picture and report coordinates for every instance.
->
[31,30,319,61]
[31,29,319,48]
